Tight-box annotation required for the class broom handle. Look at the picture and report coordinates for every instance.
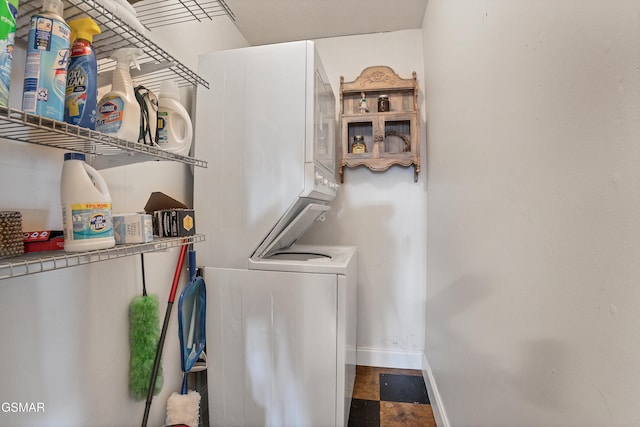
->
[169,243,189,303]
[141,241,188,427]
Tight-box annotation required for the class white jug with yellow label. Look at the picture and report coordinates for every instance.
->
[60,152,116,252]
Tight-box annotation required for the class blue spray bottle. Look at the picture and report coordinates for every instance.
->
[22,0,70,120]
[64,17,100,129]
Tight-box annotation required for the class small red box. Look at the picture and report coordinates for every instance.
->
[23,230,65,253]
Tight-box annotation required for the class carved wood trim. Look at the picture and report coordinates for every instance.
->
[340,66,417,92]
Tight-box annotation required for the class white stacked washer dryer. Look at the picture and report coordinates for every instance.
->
[194,41,357,427]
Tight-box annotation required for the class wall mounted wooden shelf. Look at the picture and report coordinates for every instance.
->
[339,66,420,182]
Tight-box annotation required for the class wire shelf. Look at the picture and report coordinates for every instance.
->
[0,106,208,167]
[0,234,205,280]
[3,1,216,280]
[134,0,235,29]
[15,0,233,91]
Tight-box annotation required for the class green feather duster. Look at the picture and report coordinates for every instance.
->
[129,294,163,400]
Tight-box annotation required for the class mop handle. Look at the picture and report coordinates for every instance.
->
[141,242,188,427]
[169,242,189,303]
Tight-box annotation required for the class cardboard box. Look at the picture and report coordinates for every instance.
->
[155,209,196,237]
[113,213,153,244]
[144,192,196,238]
[23,230,64,252]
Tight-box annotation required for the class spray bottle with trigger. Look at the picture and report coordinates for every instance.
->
[96,47,142,143]
[64,17,101,129]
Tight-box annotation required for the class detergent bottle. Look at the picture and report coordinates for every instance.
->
[157,80,193,156]
[64,17,100,129]
[60,152,115,252]
[22,0,71,120]
[0,0,19,107]
[96,48,141,142]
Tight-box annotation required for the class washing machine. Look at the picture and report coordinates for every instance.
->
[205,244,357,427]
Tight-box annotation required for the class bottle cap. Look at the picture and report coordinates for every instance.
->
[159,80,180,100]
[68,17,101,44]
[64,152,86,161]
[42,0,64,17]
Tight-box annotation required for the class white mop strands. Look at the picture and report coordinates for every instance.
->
[165,389,201,427]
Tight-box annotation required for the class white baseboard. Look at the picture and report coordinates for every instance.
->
[356,347,423,369]
[422,352,450,427]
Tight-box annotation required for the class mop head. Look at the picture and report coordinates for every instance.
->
[166,390,201,427]
[129,294,163,400]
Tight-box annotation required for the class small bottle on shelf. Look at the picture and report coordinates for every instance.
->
[377,95,390,112]
[351,135,366,154]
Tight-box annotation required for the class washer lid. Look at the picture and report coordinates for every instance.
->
[251,202,330,260]
[248,244,357,274]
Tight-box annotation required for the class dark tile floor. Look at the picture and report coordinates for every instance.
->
[348,365,436,427]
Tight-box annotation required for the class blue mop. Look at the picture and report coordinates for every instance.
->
[165,248,206,427]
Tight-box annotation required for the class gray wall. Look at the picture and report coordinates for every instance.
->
[304,30,428,369]
[422,1,640,425]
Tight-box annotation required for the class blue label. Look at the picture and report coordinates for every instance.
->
[65,52,97,129]
[7,1,17,22]
[70,203,113,240]
[22,15,70,120]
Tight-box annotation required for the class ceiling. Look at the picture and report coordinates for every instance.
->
[223,0,429,46]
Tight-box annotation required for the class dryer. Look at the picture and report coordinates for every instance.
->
[195,41,357,426]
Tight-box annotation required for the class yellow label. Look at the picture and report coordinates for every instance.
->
[183,215,194,231]
[352,143,366,154]
[71,203,111,210]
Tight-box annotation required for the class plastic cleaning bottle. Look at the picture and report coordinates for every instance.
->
[64,17,100,129]
[22,0,71,120]
[95,48,141,142]
[157,80,193,156]
[61,152,115,252]
[0,0,19,107]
